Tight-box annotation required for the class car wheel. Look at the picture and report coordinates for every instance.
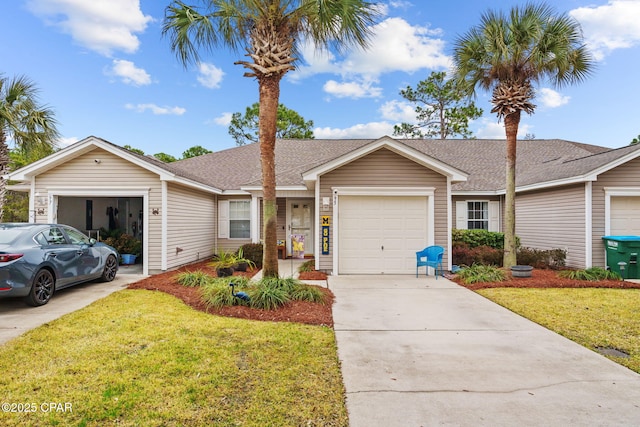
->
[25,269,55,306]
[101,255,118,282]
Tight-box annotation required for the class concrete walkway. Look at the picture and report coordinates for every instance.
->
[330,275,640,426]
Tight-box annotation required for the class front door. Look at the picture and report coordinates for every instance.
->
[289,201,314,257]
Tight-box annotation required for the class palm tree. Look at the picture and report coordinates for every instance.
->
[163,0,379,277]
[0,74,59,220]
[452,3,594,268]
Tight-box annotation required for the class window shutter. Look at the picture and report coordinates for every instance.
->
[455,201,467,229]
[218,200,229,238]
[488,201,500,232]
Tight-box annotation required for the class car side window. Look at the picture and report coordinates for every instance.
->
[34,232,48,246]
[46,227,67,245]
[64,227,91,245]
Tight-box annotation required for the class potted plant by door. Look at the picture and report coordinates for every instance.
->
[233,248,255,272]
[210,250,238,277]
[103,232,141,265]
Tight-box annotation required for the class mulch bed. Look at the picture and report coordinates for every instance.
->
[449,268,640,291]
[126,259,334,327]
[127,261,639,328]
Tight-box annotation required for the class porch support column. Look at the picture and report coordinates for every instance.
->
[29,179,36,223]
[161,180,167,271]
[251,194,260,243]
[585,181,592,268]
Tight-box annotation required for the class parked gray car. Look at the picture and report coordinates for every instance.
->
[0,223,119,306]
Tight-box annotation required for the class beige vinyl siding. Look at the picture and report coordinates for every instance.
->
[216,196,252,253]
[591,157,640,267]
[515,184,586,268]
[33,147,163,271]
[166,183,216,271]
[318,148,449,273]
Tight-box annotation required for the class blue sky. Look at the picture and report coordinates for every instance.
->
[2,0,640,158]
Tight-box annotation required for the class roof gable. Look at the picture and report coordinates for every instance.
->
[302,136,467,188]
[9,136,222,194]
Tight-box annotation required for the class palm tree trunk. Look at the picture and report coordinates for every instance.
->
[503,111,520,268]
[259,75,281,278]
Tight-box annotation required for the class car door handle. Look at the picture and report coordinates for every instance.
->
[76,251,84,255]
[49,253,57,257]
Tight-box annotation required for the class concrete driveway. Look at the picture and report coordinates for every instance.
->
[0,272,144,345]
[330,275,640,426]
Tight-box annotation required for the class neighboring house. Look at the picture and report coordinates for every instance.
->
[8,135,640,275]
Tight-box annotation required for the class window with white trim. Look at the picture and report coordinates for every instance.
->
[455,200,500,232]
[467,201,488,230]
[229,200,250,238]
[218,200,251,239]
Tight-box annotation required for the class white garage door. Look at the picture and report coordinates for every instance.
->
[611,196,640,235]
[339,196,428,274]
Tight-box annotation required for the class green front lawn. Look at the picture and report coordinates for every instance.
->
[478,288,640,373]
[0,290,347,426]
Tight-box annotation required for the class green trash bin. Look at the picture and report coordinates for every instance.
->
[602,236,640,279]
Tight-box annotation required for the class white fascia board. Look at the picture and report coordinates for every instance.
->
[160,175,222,195]
[8,136,103,180]
[302,137,468,186]
[225,189,255,195]
[46,188,151,196]
[588,148,640,177]
[515,174,597,193]
[452,190,503,196]
[240,185,307,192]
[453,174,598,196]
[9,136,222,195]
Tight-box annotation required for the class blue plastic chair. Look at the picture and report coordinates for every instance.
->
[416,245,444,278]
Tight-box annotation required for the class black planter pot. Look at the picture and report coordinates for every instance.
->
[216,267,235,277]
[234,262,248,272]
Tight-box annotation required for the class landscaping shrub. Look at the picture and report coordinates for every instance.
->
[176,271,213,287]
[457,264,506,284]
[250,280,291,310]
[452,229,509,249]
[298,259,315,273]
[558,267,622,281]
[517,247,566,269]
[239,243,263,268]
[200,275,326,310]
[201,277,251,308]
[290,284,326,304]
[453,244,503,267]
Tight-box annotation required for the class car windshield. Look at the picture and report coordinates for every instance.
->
[0,229,26,244]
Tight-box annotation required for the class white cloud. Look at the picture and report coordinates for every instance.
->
[292,17,450,80]
[197,63,225,89]
[109,59,151,86]
[538,88,570,108]
[476,119,533,140]
[570,0,640,60]
[26,0,152,56]
[379,100,417,123]
[323,79,382,99]
[58,136,79,147]
[213,112,233,126]
[314,121,395,139]
[125,103,186,115]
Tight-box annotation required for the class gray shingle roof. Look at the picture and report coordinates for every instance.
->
[156,137,640,193]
